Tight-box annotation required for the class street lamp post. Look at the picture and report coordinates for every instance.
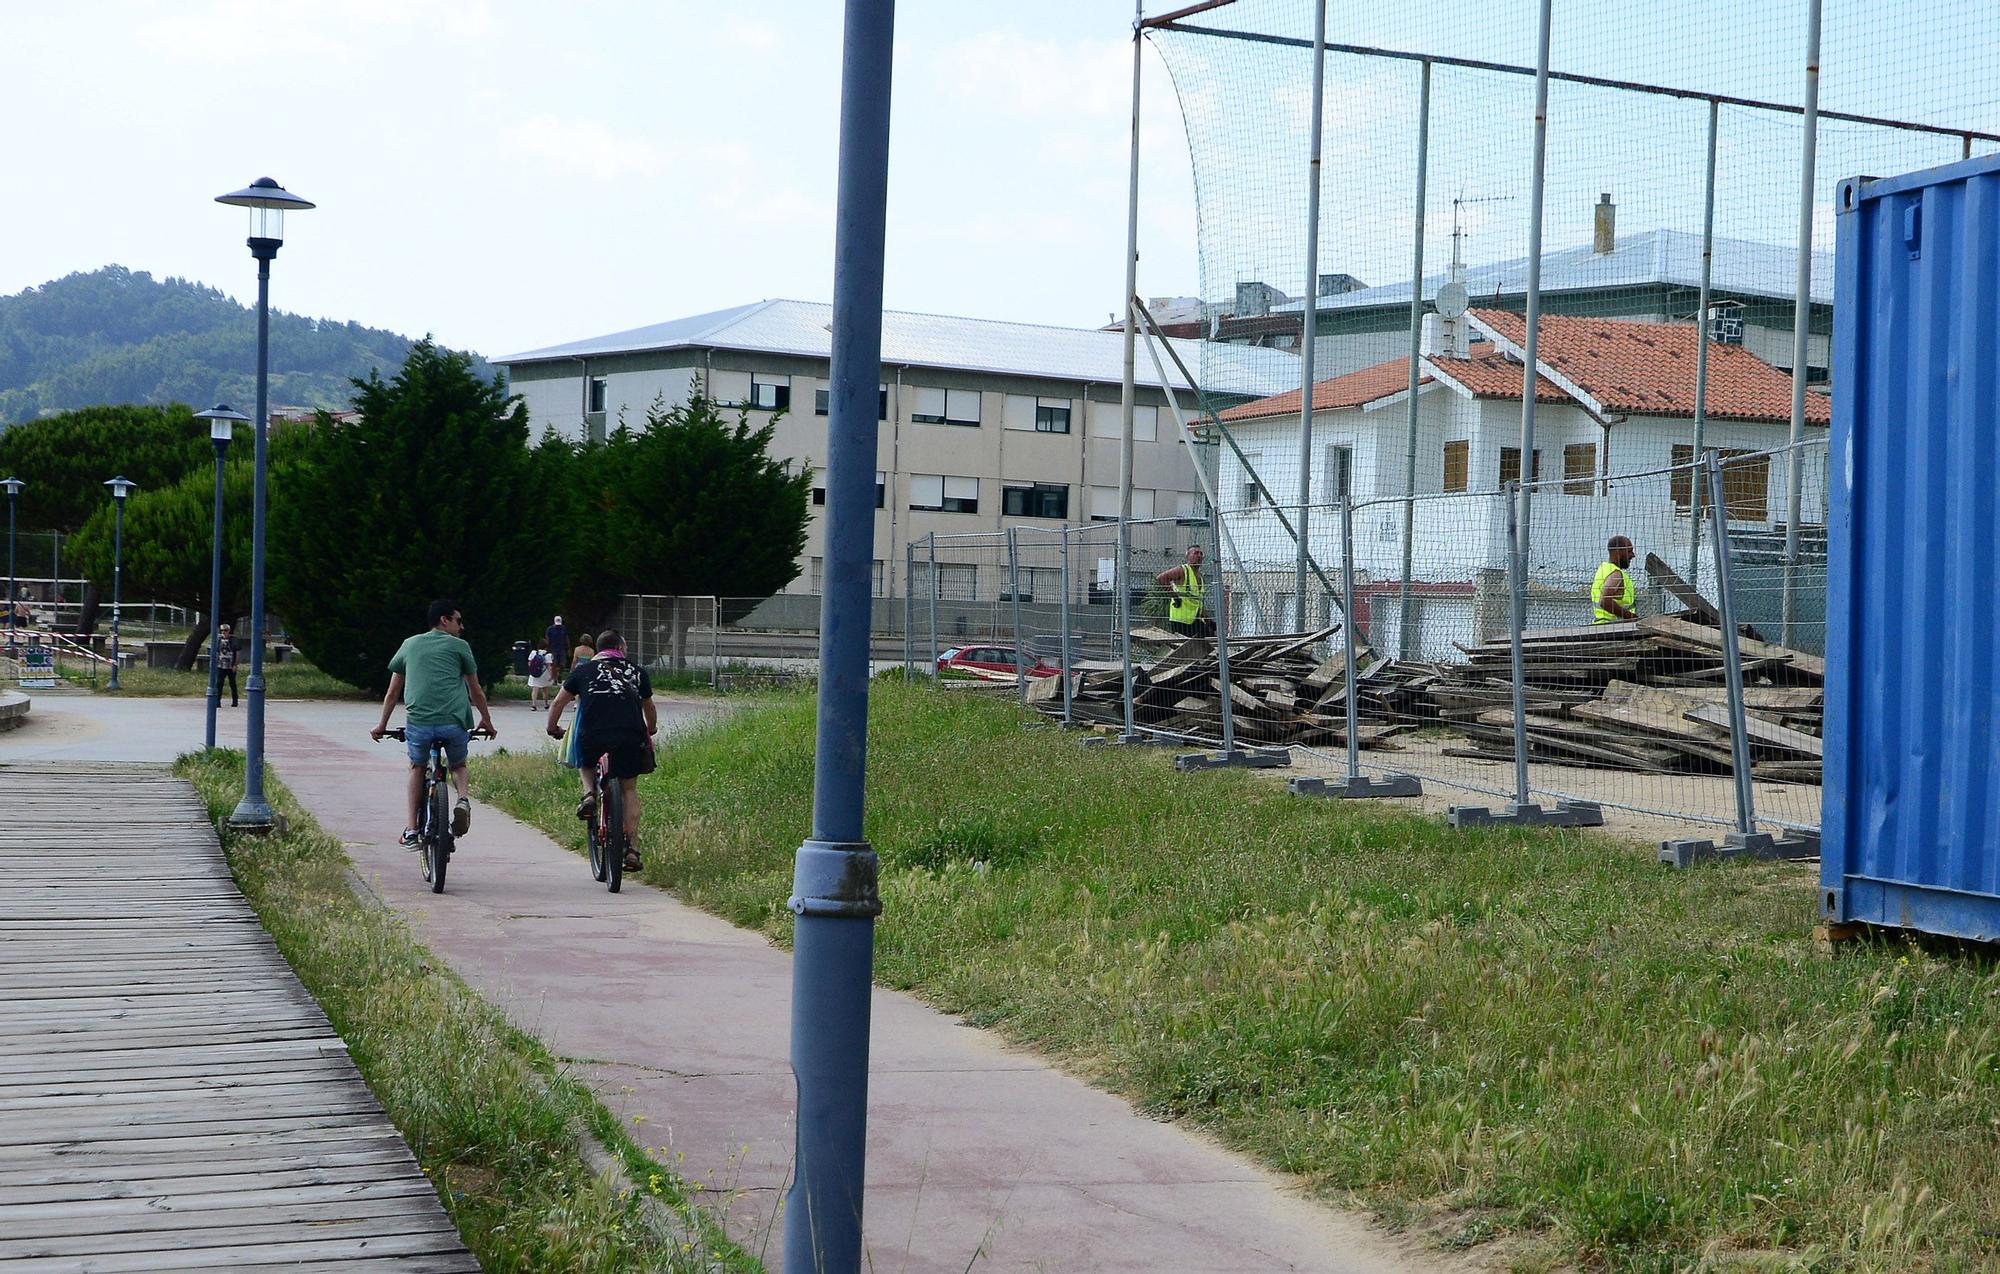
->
[104,477,137,691]
[2,477,22,659]
[215,178,314,830]
[195,406,246,751]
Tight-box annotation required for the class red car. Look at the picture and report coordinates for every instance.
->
[935,646,1061,679]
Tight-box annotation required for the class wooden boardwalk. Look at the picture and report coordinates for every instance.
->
[0,763,478,1271]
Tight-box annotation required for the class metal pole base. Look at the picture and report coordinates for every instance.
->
[1291,773,1423,799]
[226,798,279,835]
[1446,800,1604,829]
[1658,829,1820,869]
[1175,747,1291,772]
[1081,730,1179,749]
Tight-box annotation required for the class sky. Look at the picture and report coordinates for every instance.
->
[0,2,1201,360]
[5,2,1992,365]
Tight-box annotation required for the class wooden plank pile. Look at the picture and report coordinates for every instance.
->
[1436,613,1824,782]
[1028,626,1437,749]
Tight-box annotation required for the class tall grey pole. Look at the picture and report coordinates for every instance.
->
[1705,455,1758,836]
[1340,497,1363,782]
[784,2,893,1269]
[2,481,18,659]
[1211,509,1234,752]
[229,249,277,828]
[1293,0,1327,632]
[107,492,126,691]
[1687,98,1720,589]
[1516,0,1553,565]
[1396,60,1432,661]
[205,438,229,750]
[1058,527,1074,726]
[1506,481,1530,809]
[927,532,939,683]
[1782,0,1823,647]
[1008,527,1025,708]
[1116,0,1143,740]
[901,542,913,678]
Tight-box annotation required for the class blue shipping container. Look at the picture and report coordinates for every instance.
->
[1825,153,2000,941]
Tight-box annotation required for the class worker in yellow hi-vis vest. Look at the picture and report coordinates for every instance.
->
[1155,545,1214,637]
[1592,535,1639,623]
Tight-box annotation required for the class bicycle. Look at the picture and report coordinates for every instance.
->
[552,727,637,893]
[378,725,495,893]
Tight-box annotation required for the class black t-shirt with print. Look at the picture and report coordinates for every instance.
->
[562,654,652,744]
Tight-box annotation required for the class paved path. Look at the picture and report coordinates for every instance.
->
[2,694,1454,1272]
[0,760,476,1272]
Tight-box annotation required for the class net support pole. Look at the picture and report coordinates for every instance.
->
[1782,0,1823,648]
[1116,0,1142,742]
[902,542,914,678]
[1396,58,1432,662]
[1687,97,1719,589]
[1213,511,1235,754]
[1293,0,1327,632]
[1008,527,1026,708]
[1516,0,1553,563]
[1058,527,1074,726]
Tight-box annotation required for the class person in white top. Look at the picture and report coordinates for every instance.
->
[526,642,556,710]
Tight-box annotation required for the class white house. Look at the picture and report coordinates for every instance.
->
[496,299,1301,604]
[1213,307,1830,654]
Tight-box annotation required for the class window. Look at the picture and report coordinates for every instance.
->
[1020,566,1061,601]
[587,376,607,414]
[1498,447,1543,486]
[938,563,976,600]
[1323,444,1354,503]
[1671,446,1770,521]
[911,474,979,514]
[1035,399,1072,434]
[1087,401,1159,441]
[813,385,888,419]
[750,375,790,412]
[1563,443,1598,496]
[912,387,981,426]
[707,369,751,407]
[1240,450,1264,507]
[1088,485,1119,522]
[1443,440,1469,493]
[1002,483,1069,519]
[810,472,887,509]
[1003,395,1072,433]
[810,558,888,596]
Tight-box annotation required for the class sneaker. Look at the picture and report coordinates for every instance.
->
[576,794,597,822]
[452,798,472,837]
[623,849,643,872]
[399,829,420,848]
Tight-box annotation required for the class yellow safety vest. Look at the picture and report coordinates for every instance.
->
[1592,560,1635,623]
[1169,563,1205,623]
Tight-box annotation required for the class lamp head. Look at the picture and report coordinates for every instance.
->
[0,477,22,498]
[104,476,138,502]
[195,403,249,444]
[216,177,315,246]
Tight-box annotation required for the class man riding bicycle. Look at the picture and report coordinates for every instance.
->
[545,628,656,873]
[370,599,498,847]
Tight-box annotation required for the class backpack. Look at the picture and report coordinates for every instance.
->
[528,651,547,677]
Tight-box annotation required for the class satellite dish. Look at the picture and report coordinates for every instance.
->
[1435,281,1469,319]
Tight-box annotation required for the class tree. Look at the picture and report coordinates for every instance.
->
[269,340,548,693]
[571,392,810,611]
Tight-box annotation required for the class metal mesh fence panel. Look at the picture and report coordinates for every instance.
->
[612,595,719,686]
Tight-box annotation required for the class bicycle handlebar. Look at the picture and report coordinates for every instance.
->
[375,726,497,743]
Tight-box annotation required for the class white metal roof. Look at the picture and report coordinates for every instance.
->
[1267,229,1834,315]
[496,298,1303,398]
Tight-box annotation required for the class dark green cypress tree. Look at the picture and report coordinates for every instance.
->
[270,340,547,693]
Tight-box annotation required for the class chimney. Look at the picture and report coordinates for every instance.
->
[1235,281,1271,318]
[1593,193,1616,255]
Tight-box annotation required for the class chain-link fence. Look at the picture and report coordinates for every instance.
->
[611,595,720,686]
[902,436,1827,845]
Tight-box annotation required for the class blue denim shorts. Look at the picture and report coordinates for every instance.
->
[405,722,470,768]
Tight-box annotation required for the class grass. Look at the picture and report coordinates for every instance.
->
[470,680,2000,1273]
[176,750,760,1273]
[84,658,371,699]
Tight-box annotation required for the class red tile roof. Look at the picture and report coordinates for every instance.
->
[1422,351,1568,404]
[1216,356,1426,422]
[1468,308,1830,425]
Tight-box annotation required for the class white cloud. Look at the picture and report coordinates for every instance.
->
[508,114,665,182]
[718,16,782,52]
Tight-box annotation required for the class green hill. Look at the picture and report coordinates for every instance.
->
[0,266,494,424]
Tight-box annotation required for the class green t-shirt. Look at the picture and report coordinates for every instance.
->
[388,629,478,728]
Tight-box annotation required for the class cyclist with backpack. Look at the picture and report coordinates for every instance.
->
[545,629,655,873]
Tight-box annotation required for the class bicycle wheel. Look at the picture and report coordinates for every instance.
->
[587,802,607,882]
[603,779,624,894]
[428,776,451,894]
